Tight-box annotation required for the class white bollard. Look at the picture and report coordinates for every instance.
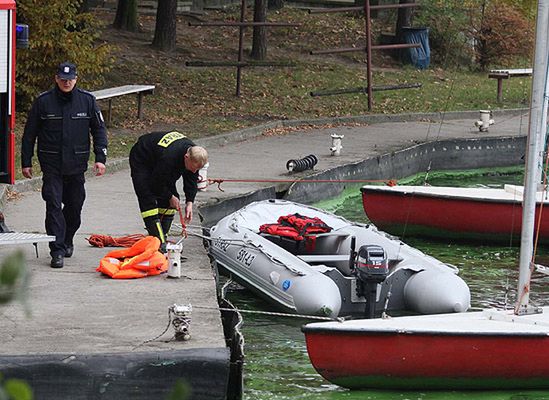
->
[166,242,183,278]
[197,162,209,191]
[474,110,494,132]
[170,304,192,341]
[330,134,344,156]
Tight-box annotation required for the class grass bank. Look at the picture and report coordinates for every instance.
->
[13,7,533,178]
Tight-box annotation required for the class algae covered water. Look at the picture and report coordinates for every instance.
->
[225,169,549,400]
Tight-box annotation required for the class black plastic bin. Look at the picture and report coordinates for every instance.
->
[400,27,430,69]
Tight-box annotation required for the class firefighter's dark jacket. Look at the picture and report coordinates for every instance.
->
[21,86,108,175]
[130,131,199,203]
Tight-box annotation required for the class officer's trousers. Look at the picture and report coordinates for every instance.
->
[41,172,86,257]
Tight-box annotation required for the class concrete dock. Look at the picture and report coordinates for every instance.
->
[0,110,529,399]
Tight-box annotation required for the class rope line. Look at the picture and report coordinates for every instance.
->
[133,304,193,350]
[133,307,173,350]
[192,304,347,321]
[207,177,393,191]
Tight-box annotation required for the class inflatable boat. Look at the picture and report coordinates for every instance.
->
[209,199,470,318]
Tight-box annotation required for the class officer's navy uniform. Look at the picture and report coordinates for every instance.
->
[21,86,108,259]
[129,131,199,245]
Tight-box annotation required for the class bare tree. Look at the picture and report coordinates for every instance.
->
[152,0,177,51]
[250,0,267,60]
[113,0,138,31]
[395,0,415,40]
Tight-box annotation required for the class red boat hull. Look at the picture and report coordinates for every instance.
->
[304,330,549,389]
[361,188,549,243]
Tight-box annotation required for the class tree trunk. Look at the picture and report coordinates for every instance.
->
[113,0,138,32]
[395,0,414,40]
[250,0,267,60]
[152,0,177,52]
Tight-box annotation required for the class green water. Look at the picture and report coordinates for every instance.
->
[225,169,549,400]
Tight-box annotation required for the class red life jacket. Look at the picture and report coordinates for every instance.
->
[259,213,332,242]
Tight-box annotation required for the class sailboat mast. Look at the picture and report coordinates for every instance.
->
[516,0,549,314]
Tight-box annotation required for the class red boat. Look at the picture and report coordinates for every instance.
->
[361,184,549,243]
[302,307,549,390]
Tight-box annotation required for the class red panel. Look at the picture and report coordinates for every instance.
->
[0,1,14,10]
[362,190,549,241]
[305,332,549,381]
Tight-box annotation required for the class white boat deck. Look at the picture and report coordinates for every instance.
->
[305,306,549,335]
[361,184,549,203]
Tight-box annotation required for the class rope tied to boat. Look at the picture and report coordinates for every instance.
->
[183,225,308,276]
[192,305,347,322]
[206,177,397,192]
[133,303,193,350]
[177,207,188,238]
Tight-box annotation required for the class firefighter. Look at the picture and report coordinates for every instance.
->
[129,131,208,250]
[21,62,108,268]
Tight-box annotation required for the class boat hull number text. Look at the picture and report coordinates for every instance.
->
[213,238,231,252]
[237,249,255,267]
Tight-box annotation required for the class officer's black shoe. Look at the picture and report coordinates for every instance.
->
[50,255,64,269]
[64,245,74,258]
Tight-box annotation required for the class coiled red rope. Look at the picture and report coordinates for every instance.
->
[87,234,146,248]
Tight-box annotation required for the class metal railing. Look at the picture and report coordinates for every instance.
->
[186,0,299,96]
[309,1,422,110]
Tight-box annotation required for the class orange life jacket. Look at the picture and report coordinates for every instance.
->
[96,236,168,279]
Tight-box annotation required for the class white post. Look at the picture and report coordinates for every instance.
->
[516,0,549,314]
[330,134,344,156]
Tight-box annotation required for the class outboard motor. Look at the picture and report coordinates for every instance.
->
[353,244,388,319]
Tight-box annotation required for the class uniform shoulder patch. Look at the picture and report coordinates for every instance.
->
[157,131,187,148]
[77,88,94,97]
[37,89,54,99]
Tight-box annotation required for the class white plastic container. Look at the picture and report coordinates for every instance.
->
[166,242,183,278]
[197,162,209,191]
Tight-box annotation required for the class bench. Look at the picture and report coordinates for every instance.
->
[92,84,155,126]
[488,68,532,102]
[0,232,55,257]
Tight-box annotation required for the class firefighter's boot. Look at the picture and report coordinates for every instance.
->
[143,216,166,252]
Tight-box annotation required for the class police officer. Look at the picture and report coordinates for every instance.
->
[129,131,207,251]
[21,62,108,268]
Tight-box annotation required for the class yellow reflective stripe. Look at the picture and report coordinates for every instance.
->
[156,221,165,243]
[157,131,186,148]
[141,208,159,218]
[159,208,177,215]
